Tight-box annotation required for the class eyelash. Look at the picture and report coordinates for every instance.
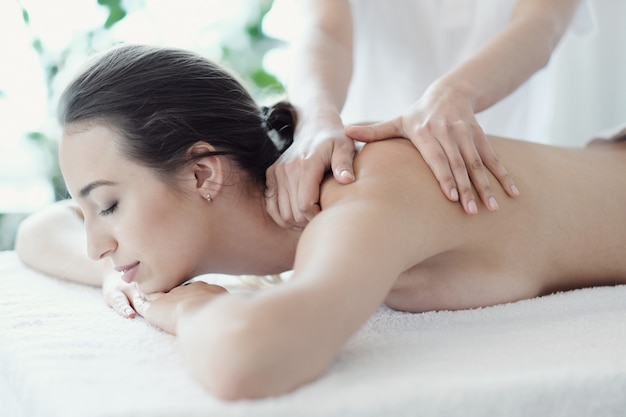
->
[99,202,118,216]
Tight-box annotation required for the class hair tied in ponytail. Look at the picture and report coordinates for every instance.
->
[260,102,296,153]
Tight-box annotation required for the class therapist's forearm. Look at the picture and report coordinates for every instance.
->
[287,0,353,116]
[288,32,352,114]
[433,0,580,113]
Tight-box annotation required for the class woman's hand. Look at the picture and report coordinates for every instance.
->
[102,271,144,319]
[265,110,356,228]
[345,83,519,214]
[131,281,228,335]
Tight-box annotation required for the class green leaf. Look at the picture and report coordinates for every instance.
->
[21,8,30,25]
[250,69,283,92]
[97,0,127,29]
[32,38,44,54]
[26,131,47,144]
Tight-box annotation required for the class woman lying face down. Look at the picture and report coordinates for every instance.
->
[18,44,626,400]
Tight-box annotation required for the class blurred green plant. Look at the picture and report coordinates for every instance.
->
[16,0,283,199]
[98,0,127,29]
[221,0,285,97]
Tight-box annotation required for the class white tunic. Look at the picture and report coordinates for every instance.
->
[342,0,593,143]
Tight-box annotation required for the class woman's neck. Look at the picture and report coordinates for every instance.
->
[203,186,301,276]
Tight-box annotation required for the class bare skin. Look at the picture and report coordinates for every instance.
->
[366,137,626,312]
[266,0,580,225]
[172,136,626,400]
[16,131,626,401]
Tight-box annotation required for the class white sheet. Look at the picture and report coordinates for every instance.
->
[1,250,626,417]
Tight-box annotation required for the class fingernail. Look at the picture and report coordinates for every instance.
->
[511,184,520,196]
[450,188,459,201]
[340,170,355,181]
[468,200,478,214]
[488,197,499,211]
[124,308,135,318]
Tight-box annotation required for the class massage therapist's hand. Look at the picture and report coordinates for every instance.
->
[265,109,356,228]
[345,83,519,214]
[102,271,143,319]
[131,281,228,335]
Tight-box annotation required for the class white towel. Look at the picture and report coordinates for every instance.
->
[1,250,626,417]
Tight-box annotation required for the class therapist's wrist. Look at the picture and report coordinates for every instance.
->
[294,105,344,136]
[426,79,479,111]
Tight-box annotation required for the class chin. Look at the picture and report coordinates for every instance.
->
[137,280,173,295]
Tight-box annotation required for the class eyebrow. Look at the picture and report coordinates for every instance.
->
[79,180,118,198]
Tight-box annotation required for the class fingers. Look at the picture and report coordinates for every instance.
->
[265,135,356,228]
[331,138,356,184]
[417,124,477,213]
[104,289,136,318]
[130,290,162,318]
[450,123,497,213]
[413,120,519,214]
[265,166,282,225]
[345,118,404,143]
[266,162,320,229]
[472,126,520,199]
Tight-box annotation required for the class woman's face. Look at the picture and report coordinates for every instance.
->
[59,123,210,294]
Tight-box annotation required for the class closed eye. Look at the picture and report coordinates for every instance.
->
[99,202,118,216]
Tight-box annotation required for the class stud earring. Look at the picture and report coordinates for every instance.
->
[206,193,212,203]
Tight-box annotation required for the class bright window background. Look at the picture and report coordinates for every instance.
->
[0,0,625,249]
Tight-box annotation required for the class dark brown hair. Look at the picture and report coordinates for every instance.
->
[58,44,295,188]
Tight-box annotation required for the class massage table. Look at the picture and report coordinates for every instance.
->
[1,250,626,416]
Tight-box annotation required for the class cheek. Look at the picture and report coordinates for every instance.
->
[135,200,203,289]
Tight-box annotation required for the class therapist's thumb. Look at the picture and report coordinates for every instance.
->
[345,118,404,143]
[331,137,356,184]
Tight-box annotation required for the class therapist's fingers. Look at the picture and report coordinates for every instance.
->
[330,136,357,184]
[426,123,477,213]
[266,161,311,229]
[345,118,404,142]
[266,144,334,228]
[264,166,281,223]
[348,118,466,205]
[264,166,289,228]
[295,166,322,225]
[413,125,469,207]
[446,121,502,212]
[470,125,519,199]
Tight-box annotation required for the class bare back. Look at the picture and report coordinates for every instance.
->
[321,137,626,313]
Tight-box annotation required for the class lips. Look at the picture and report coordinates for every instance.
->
[115,262,140,283]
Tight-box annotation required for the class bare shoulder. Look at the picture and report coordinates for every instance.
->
[319,139,471,263]
[321,139,443,209]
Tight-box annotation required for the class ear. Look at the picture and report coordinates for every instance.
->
[187,142,224,201]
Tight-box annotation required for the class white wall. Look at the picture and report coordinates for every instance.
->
[548,1,626,147]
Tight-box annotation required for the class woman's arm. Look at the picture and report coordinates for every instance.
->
[346,0,581,212]
[265,0,356,228]
[436,0,581,114]
[172,198,412,400]
[15,200,109,286]
[15,200,140,317]
[161,143,454,399]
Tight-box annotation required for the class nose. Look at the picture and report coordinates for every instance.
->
[85,217,116,260]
